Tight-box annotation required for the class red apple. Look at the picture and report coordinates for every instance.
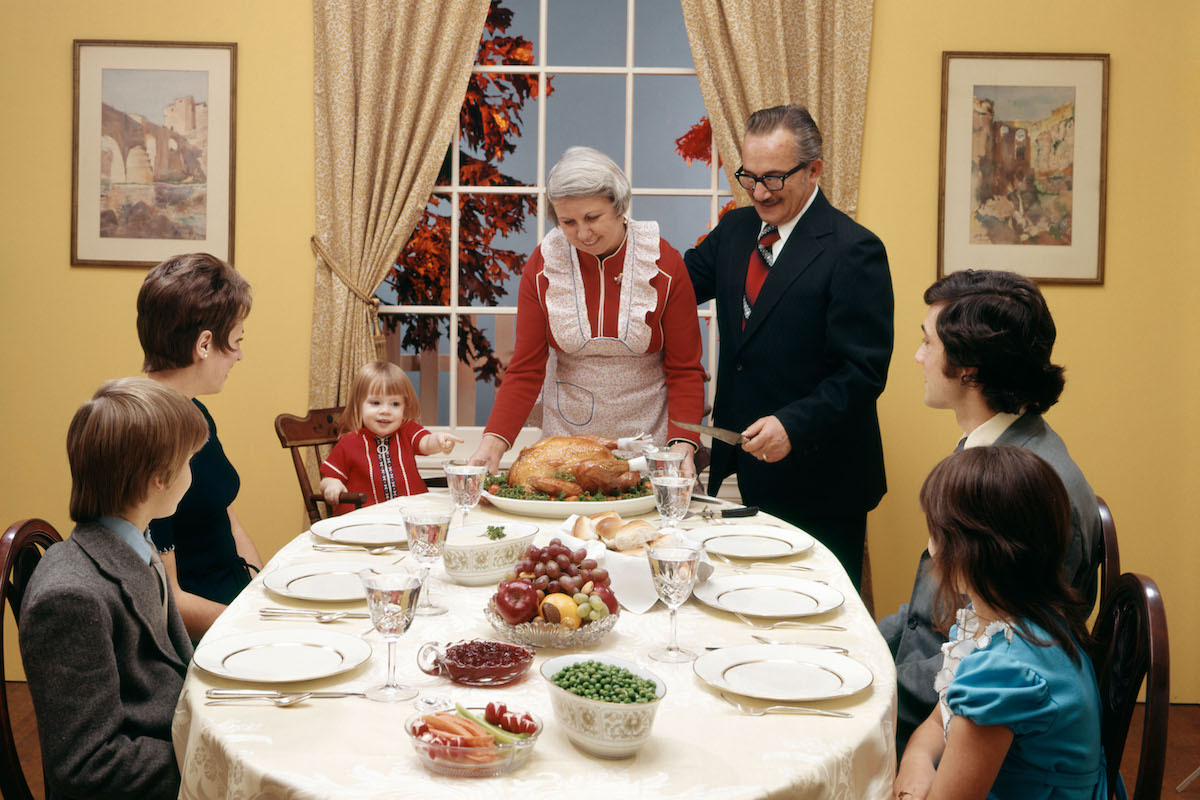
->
[494,579,538,625]
[590,584,619,615]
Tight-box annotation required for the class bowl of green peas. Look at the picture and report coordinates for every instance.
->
[540,654,666,758]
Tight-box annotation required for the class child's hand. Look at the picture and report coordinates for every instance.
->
[320,477,347,506]
[426,432,464,455]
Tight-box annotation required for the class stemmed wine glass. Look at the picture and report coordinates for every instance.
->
[650,470,693,530]
[646,537,703,662]
[644,449,685,476]
[443,458,488,525]
[359,567,422,702]
[404,507,453,616]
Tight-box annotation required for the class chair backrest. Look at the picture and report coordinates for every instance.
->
[1090,572,1169,800]
[1,518,63,800]
[1095,496,1121,607]
[274,407,360,524]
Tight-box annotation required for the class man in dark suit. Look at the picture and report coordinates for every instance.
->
[684,105,894,589]
[879,269,1102,755]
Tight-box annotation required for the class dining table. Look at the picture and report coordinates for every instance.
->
[173,490,898,799]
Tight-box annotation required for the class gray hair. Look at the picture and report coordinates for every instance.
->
[545,146,631,226]
[745,105,823,165]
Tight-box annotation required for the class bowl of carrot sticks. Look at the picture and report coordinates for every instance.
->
[406,702,542,777]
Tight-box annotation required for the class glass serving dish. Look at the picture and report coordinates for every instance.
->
[484,599,619,648]
[406,708,542,777]
[416,639,535,686]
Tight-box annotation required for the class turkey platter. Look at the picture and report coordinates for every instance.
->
[487,435,649,501]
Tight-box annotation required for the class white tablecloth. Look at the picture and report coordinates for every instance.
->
[174,494,897,799]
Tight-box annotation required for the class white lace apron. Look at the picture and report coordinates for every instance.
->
[538,220,669,444]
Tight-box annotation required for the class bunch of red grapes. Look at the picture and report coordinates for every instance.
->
[506,538,611,596]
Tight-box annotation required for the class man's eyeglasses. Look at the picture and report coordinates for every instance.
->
[734,162,808,192]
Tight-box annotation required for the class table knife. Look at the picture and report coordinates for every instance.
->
[671,421,750,446]
[684,505,758,520]
[205,688,365,699]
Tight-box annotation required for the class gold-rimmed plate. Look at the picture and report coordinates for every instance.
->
[262,560,377,602]
[694,644,872,701]
[194,628,372,683]
[311,511,408,547]
[688,524,814,559]
[692,574,843,617]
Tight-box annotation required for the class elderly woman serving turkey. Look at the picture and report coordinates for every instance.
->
[470,146,706,477]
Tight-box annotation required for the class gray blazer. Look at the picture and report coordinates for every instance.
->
[878,413,1101,753]
[19,521,193,800]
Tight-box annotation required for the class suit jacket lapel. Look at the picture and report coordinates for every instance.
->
[72,524,188,672]
[739,191,834,349]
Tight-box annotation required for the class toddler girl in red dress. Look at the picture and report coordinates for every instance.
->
[319,361,462,515]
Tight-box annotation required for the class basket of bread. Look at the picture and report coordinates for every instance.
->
[569,511,672,555]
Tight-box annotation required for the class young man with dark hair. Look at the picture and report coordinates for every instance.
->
[880,269,1102,754]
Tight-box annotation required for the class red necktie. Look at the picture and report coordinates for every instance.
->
[743,225,780,327]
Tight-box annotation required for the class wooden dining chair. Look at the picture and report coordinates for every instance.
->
[1095,496,1120,608]
[1,518,63,800]
[1089,572,1169,800]
[274,408,366,525]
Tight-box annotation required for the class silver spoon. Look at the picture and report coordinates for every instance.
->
[719,692,852,719]
[206,692,313,707]
[733,611,845,632]
[710,552,813,572]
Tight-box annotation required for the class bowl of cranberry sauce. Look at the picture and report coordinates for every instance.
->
[416,639,536,686]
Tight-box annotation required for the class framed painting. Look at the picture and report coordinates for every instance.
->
[72,40,237,267]
[938,52,1109,284]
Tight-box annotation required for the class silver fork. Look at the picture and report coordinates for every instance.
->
[206,692,313,707]
[719,692,852,719]
[312,544,400,555]
[733,611,845,632]
[711,552,813,572]
[749,634,849,654]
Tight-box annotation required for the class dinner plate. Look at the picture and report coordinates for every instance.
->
[482,492,657,519]
[310,511,409,547]
[694,644,873,702]
[692,574,844,618]
[688,524,814,559]
[194,628,372,683]
[262,560,377,602]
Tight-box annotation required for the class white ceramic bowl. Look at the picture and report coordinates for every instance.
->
[540,654,666,758]
[441,522,538,586]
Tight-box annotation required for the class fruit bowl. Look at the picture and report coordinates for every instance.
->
[406,708,542,777]
[484,599,619,648]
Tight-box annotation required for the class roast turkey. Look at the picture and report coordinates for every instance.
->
[507,435,643,497]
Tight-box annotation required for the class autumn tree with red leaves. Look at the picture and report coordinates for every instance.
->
[381,0,549,383]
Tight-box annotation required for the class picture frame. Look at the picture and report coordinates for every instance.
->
[938,52,1108,284]
[72,40,237,267]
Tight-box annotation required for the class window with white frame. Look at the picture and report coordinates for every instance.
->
[376,0,732,460]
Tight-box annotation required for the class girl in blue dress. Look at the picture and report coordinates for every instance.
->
[894,445,1108,800]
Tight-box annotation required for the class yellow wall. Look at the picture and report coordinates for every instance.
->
[2,1,1196,702]
[861,1,1199,703]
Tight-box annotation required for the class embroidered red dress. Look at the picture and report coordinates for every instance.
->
[484,219,705,448]
[320,422,430,515]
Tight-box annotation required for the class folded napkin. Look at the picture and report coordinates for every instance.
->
[559,516,712,615]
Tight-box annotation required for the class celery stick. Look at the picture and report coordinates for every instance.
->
[454,703,529,745]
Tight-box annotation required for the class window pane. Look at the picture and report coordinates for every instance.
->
[478,0,540,66]
[548,0,626,67]
[632,76,708,189]
[545,74,625,171]
[463,313,518,426]
[379,195,451,307]
[458,193,535,308]
[629,195,713,257]
[459,73,540,187]
[634,0,692,68]
[382,314,451,426]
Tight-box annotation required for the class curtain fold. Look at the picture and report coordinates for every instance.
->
[309,0,490,409]
[680,0,875,218]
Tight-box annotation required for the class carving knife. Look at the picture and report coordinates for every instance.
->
[672,420,750,446]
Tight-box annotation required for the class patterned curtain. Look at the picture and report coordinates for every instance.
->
[680,0,875,218]
[309,0,490,409]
